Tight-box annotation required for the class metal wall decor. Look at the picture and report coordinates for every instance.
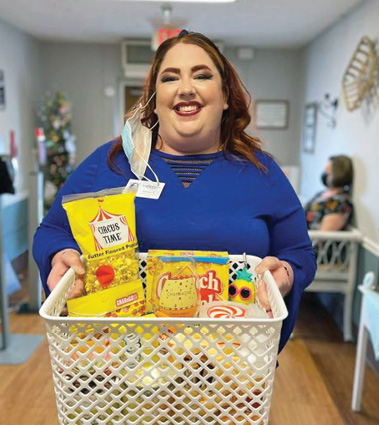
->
[318,93,339,128]
[342,36,379,111]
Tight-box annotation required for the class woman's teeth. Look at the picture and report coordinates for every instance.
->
[178,105,199,112]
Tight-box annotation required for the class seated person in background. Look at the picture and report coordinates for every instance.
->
[304,155,354,231]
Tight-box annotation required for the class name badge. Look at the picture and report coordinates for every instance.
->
[125,179,165,199]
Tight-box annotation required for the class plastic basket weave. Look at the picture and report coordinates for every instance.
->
[40,254,288,425]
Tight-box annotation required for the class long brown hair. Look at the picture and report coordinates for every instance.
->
[108,31,263,170]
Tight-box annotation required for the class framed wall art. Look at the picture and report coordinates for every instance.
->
[0,70,5,111]
[303,103,317,153]
[255,100,289,130]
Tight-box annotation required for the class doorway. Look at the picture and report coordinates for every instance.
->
[120,83,144,127]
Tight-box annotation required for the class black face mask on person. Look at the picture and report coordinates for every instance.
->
[321,172,330,187]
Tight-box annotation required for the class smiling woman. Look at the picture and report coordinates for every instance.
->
[154,44,229,155]
[33,30,316,355]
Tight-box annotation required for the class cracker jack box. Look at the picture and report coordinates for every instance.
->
[146,250,229,313]
[67,278,145,318]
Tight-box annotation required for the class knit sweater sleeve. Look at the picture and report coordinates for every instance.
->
[264,156,317,351]
[32,145,104,296]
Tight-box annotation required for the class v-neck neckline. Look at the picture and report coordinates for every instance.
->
[151,149,224,190]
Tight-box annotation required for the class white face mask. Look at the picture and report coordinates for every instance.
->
[121,93,158,181]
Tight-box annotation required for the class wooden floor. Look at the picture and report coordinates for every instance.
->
[1,293,379,425]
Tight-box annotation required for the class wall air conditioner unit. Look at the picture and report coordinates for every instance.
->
[121,40,155,79]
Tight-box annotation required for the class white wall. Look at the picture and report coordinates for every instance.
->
[39,42,122,163]
[226,47,304,166]
[0,18,42,205]
[300,0,379,242]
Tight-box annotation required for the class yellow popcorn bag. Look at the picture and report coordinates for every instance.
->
[146,250,229,313]
[62,188,139,295]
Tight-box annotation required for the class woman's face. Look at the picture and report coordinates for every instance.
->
[325,160,333,175]
[322,160,333,188]
[154,43,229,155]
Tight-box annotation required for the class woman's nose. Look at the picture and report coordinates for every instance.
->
[178,78,195,97]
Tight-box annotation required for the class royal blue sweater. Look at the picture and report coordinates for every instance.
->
[33,141,316,351]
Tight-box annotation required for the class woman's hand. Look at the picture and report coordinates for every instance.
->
[254,256,293,313]
[47,248,86,299]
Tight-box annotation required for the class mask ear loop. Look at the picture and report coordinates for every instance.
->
[141,92,156,110]
[134,118,160,185]
[125,91,156,135]
[149,119,159,131]
[138,155,160,185]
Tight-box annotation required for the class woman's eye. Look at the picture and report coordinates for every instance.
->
[161,75,177,83]
[195,74,213,80]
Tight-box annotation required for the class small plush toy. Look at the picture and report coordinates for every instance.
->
[229,268,256,305]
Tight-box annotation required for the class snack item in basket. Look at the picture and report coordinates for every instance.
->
[65,332,142,424]
[201,347,267,425]
[229,267,257,304]
[199,301,250,319]
[198,300,269,319]
[62,187,139,294]
[121,365,191,423]
[150,257,200,317]
[146,250,229,312]
[69,331,141,370]
[67,278,145,318]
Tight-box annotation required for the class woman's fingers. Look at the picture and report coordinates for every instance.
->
[57,249,85,275]
[257,279,270,310]
[255,257,277,310]
[67,277,86,300]
[254,256,294,309]
[48,249,85,296]
[255,256,282,274]
[256,280,274,317]
[59,251,86,298]
[47,264,68,291]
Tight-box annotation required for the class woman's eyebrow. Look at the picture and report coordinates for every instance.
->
[160,64,212,74]
[160,67,180,74]
[192,64,211,72]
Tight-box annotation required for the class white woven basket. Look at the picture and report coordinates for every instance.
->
[40,254,288,425]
